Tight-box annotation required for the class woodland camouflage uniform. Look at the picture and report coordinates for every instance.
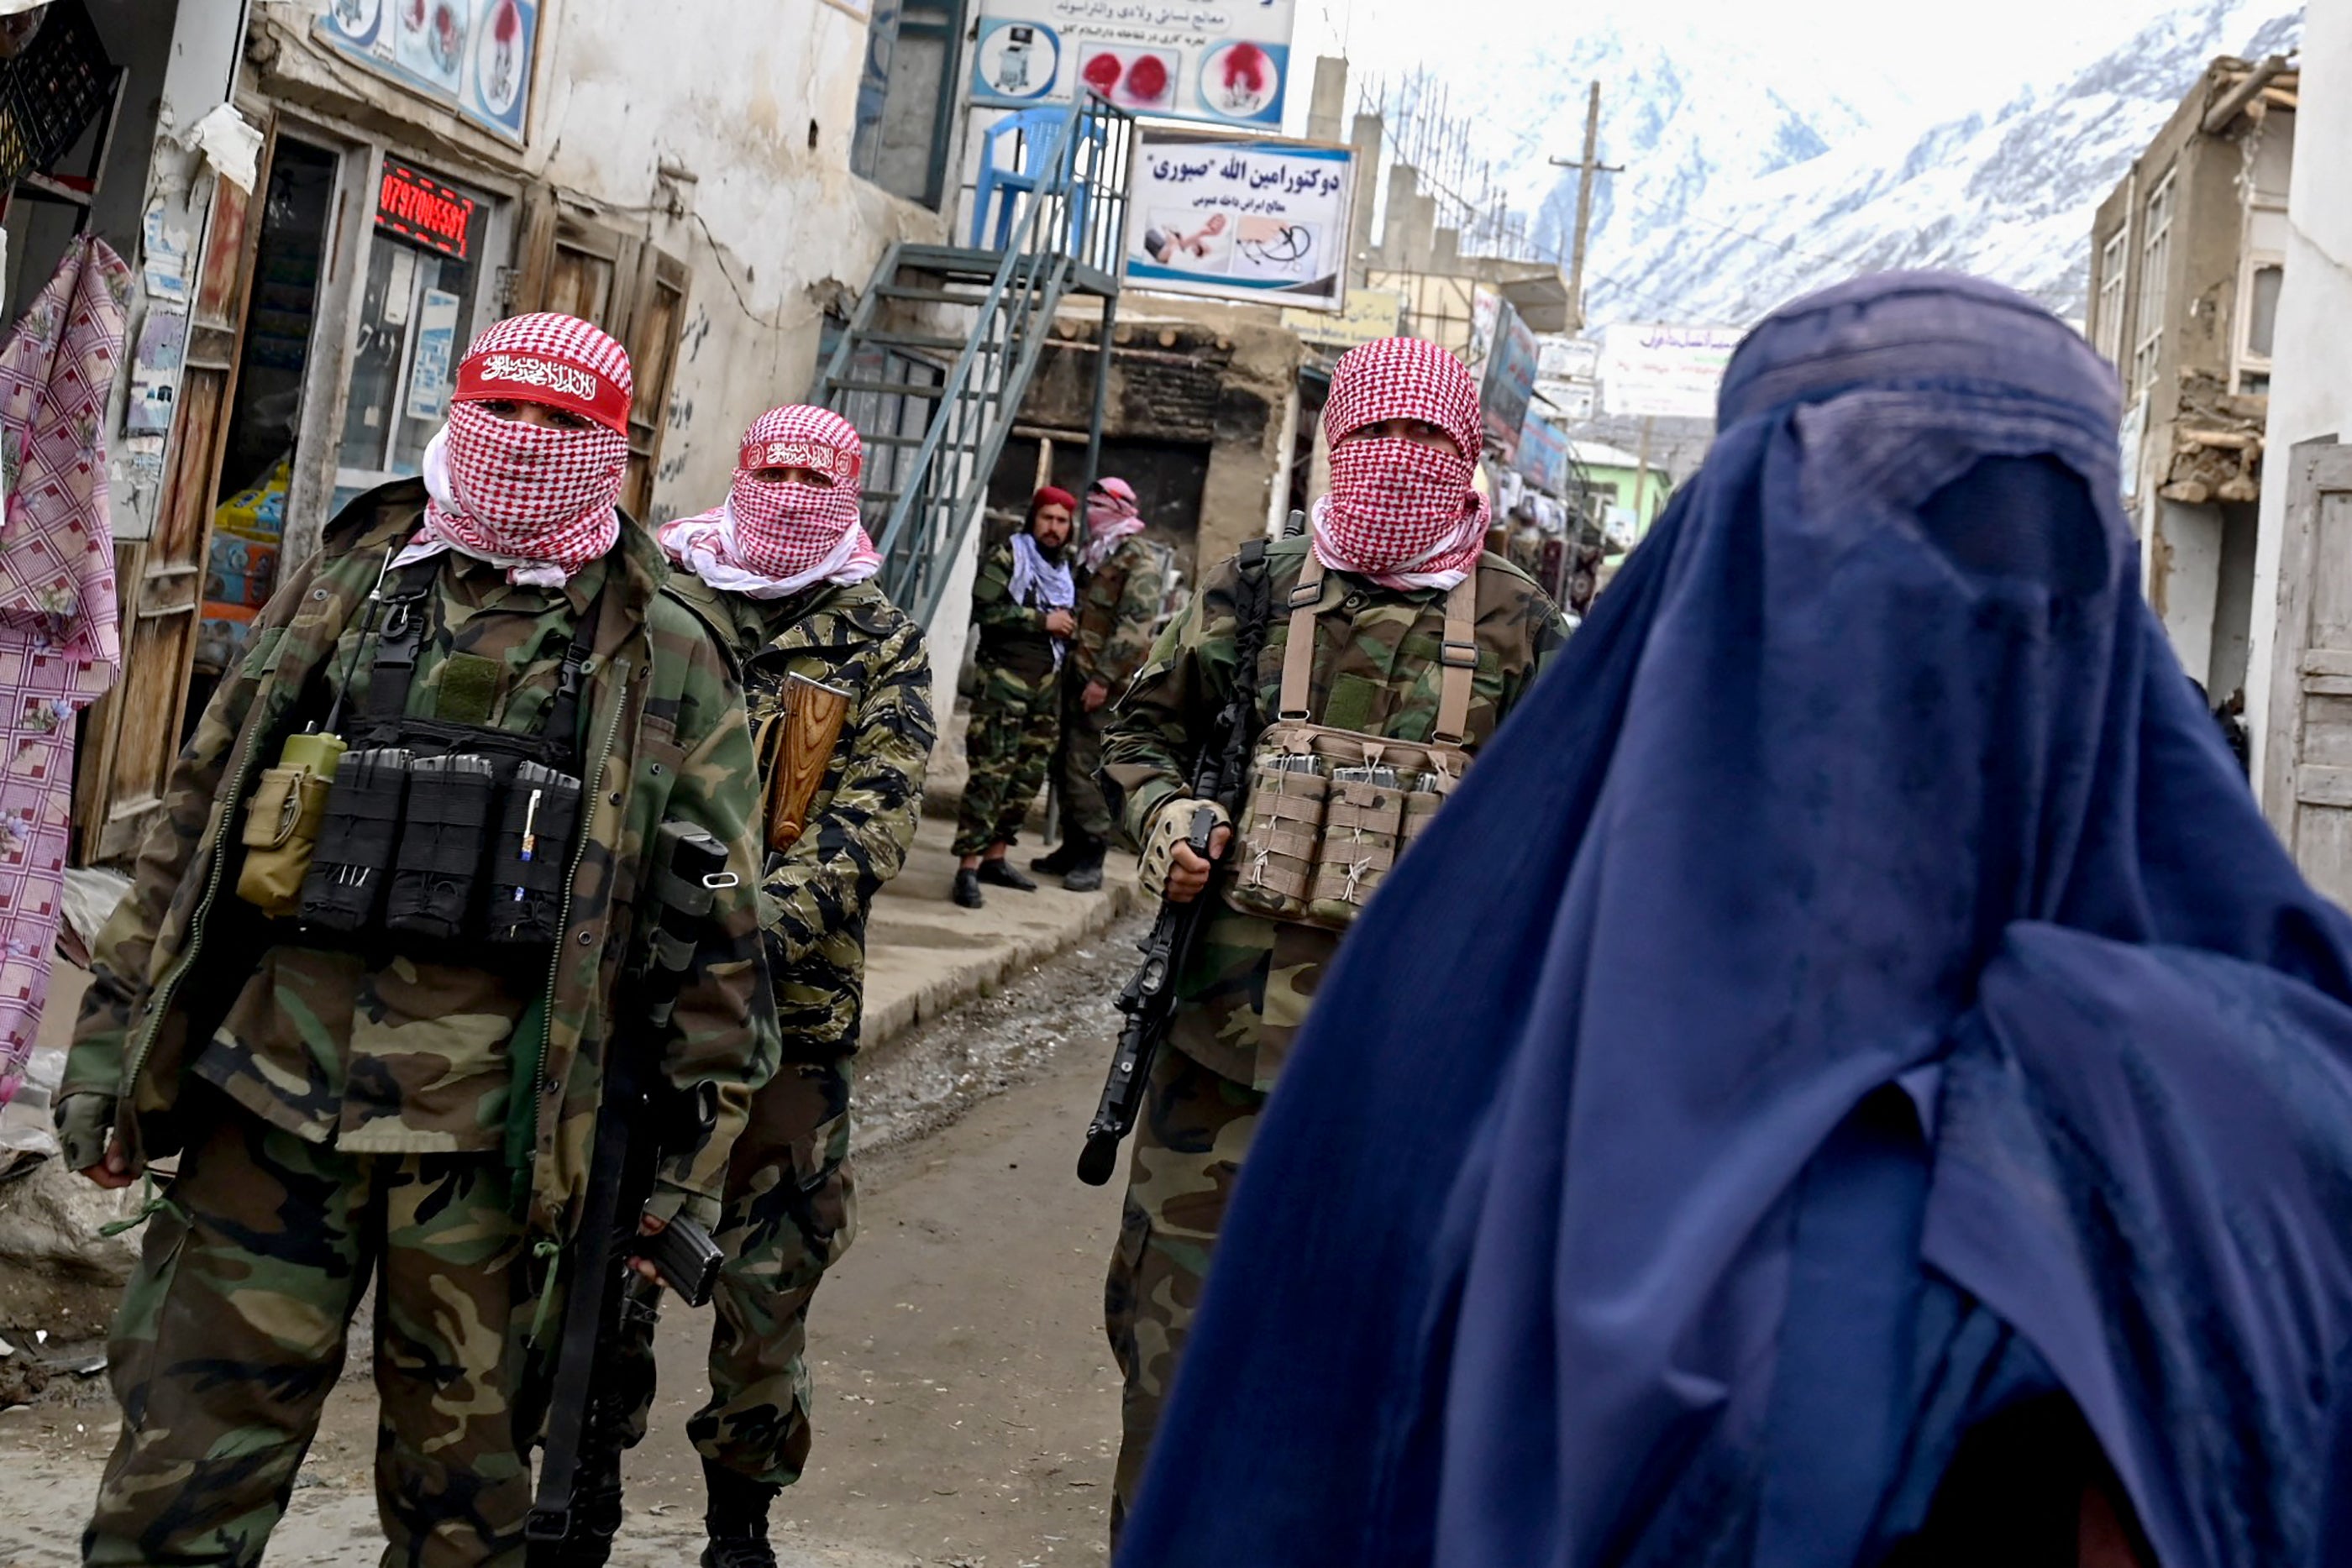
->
[1056,532,1168,843]
[58,480,775,1568]
[953,538,1063,857]
[612,570,934,1491]
[1099,534,1568,1530]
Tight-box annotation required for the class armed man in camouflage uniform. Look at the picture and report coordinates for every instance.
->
[951,486,1077,909]
[1031,476,1167,893]
[1100,338,1570,1537]
[55,314,776,1568]
[578,406,935,1568]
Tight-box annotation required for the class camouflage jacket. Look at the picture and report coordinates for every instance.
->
[1103,537,1568,1090]
[971,538,1064,685]
[63,480,777,1239]
[1072,534,1168,695]
[668,572,935,1058]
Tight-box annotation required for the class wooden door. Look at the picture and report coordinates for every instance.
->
[618,244,689,519]
[2261,440,2352,903]
[512,188,690,521]
[74,130,274,864]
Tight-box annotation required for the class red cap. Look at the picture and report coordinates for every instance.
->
[454,312,634,435]
[1034,485,1079,514]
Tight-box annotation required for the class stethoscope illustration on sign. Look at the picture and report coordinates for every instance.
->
[1238,225,1314,271]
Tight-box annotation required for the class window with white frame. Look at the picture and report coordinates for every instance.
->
[2096,230,2129,365]
[2132,171,2175,396]
[2239,254,2284,395]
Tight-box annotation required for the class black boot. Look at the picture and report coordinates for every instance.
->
[1030,836,1084,875]
[701,1460,781,1568]
[977,857,1040,892]
[1063,832,1107,893]
[953,868,984,909]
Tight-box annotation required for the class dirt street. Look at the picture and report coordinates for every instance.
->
[0,921,1149,1568]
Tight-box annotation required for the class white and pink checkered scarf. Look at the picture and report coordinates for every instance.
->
[1313,336,1490,593]
[1082,476,1147,573]
[659,405,884,600]
[407,314,632,586]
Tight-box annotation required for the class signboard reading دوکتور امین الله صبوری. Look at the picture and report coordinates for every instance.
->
[971,0,1297,128]
[1126,129,1353,312]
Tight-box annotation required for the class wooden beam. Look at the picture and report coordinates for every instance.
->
[2206,55,2294,134]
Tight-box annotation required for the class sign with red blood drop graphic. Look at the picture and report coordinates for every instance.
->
[970,0,1294,127]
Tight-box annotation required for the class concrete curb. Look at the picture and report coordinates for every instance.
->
[860,875,1141,1053]
[856,815,1143,1057]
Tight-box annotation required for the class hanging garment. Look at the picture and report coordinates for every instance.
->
[0,234,129,1105]
[1118,273,2352,1568]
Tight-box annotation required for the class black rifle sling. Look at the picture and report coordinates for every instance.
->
[525,1062,637,1544]
[365,561,438,721]
[1219,540,1274,795]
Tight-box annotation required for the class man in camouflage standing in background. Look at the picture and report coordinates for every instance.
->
[1031,476,1168,893]
[55,313,774,1567]
[578,404,935,1568]
[950,486,1078,909]
[1099,337,1571,1540]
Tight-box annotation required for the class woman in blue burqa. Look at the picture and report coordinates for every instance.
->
[1114,273,2352,1568]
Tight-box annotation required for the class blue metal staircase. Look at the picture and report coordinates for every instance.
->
[819,97,1133,626]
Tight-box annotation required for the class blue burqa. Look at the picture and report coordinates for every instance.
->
[1116,274,2352,1568]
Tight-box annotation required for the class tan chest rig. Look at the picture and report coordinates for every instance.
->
[1224,558,1478,930]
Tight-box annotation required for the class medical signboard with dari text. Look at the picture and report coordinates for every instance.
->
[1125,130,1352,310]
[971,0,1296,128]
[1598,323,1743,421]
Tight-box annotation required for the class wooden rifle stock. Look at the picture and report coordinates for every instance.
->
[761,674,853,854]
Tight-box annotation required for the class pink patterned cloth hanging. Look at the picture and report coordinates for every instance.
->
[0,236,129,1104]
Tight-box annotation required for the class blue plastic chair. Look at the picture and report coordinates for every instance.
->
[969,106,1095,253]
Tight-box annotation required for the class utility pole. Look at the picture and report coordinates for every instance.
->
[1549,81,1622,332]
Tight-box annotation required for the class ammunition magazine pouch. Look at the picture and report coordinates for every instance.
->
[288,559,598,955]
[1224,558,1477,931]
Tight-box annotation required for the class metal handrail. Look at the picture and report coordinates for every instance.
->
[838,94,1132,624]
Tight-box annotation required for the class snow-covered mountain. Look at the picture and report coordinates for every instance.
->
[1378,0,2304,328]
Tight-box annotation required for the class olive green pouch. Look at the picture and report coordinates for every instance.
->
[236,730,347,918]
[237,763,334,917]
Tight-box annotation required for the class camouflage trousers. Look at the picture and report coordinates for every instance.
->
[1104,1043,1265,1541]
[87,1093,530,1568]
[617,1053,857,1488]
[953,666,1058,857]
[1053,668,1116,843]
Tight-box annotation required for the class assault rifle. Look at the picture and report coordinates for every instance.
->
[1079,533,1278,1186]
[528,824,733,1563]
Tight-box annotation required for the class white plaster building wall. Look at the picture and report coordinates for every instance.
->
[2249,0,2352,798]
[528,1,951,525]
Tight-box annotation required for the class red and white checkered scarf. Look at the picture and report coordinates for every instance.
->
[410,314,632,586]
[659,405,884,600]
[1313,336,1490,593]
[1082,476,1147,573]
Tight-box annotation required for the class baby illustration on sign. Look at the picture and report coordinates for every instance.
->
[1143,213,1227,265]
